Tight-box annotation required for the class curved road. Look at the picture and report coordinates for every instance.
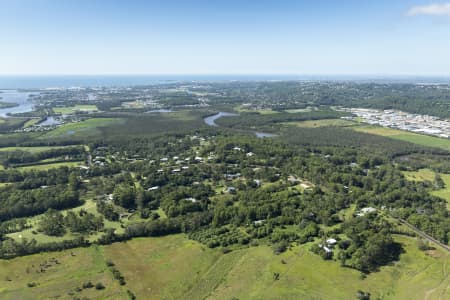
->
[397,218,450,253]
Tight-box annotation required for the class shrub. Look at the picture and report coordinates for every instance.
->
[82,281,94,289]
[95,282,105,290]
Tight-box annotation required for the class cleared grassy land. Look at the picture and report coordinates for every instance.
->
[209,235,449,300]
[234,106,279,115]
[433,173,450,208]
[15,161,83,171]
[6,198,125,245]
[101,111,207,138]
[0,118,28,131]
[1,234,448,300]
[403,169,450,209]
[286,118,356,128]
[53,105,98,114]
[39,118,125,139]
[353,126,450,151]
[0,246,127,299]
[0,146,70,153]
[285,108,312,113]
[403,169,436,182]
[22,118,41,128]
[121,100,147,108]
[104,235,224,299]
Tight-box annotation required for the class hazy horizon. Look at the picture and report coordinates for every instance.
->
[2,74,450,89]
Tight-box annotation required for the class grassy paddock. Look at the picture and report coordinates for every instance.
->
[1,234,448,300]
[403,169,436,182]
[22,119,41,128]
[403,169,450,209]
[432,173,450,208]
[39,118,125,140]
[285,108,312,113]
[234,105,280,115]
[0,246,127,299]
[0,146,71,153]
[104,235,223,299]
[286,118,356,128]
[353,126,450,151]
[15,161,83,171]
[209,235,450,300]
[53,105,98,114]
[6,199,124,244]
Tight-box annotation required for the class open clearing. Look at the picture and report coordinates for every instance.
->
[432,172,450,209]
[22,118,41,128]
[0,245,127,299]
[353,126,450,151]
[209,235,450,300]
[39,118,125,139]
[284,108,314,113]
[6,199,124,244]
[403,169,436,182]
[286,118,356,128]
[15,161,84,171]
[234,105,279,115]
[0,234,448,300]
[403,169,450,209]
[0,146,71,153]
[53,105,98,114]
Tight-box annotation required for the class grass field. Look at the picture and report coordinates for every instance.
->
[432,173,450,209]
[0,245,128,299]
[100,111,207,138]
[403,169,436,182]
[53,105,98,114]
[104,235,224,299]
[1,234,448,300]
[286,118,356,128]
[353,126,450,151]
[210,235,449,300]
[39,118,125,139]
[22,118,41,128]
[6,199,124,244]
[0,118,28,131]
[121,101,147,109]
[15,161,83,171]
[285,108,312,113]
[234,105,279,115]
[403,169,450,209]
[0,146,70,153]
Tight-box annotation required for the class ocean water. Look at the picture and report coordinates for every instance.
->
[1,75,450,89]
[0,75,306,89]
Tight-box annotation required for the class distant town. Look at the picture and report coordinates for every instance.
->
[342,108,450,139]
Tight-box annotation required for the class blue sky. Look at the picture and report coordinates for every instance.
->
[1,0,450,75]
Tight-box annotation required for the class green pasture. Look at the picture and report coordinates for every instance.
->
[353,126,450,151]
[286,118,356,128]
[39,118,125,139]
[52,105,98,114]
[1,234,448,300]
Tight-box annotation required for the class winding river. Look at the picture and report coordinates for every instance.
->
[203,112,239,127]
[203,112,277,138]
[0,90,36,117]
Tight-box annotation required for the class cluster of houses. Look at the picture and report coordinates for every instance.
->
[319,238,338,254]
[356,207,377,217]
[342,108,450,139]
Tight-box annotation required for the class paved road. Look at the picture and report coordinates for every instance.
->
[397,218,450,253]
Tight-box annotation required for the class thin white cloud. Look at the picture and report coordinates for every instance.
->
[407,3,450,17]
